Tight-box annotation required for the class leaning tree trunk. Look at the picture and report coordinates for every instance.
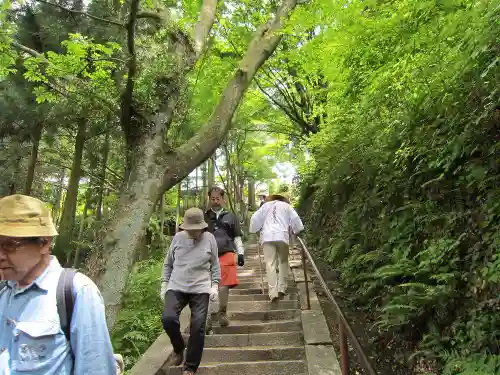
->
[53,119,86,263]
[87,0,299,329]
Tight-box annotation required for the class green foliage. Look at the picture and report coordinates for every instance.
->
[296,0,500,371]
[0,0,15,78]
[23,33,120,104]
[111,237,170,370]
[441,354,500,375]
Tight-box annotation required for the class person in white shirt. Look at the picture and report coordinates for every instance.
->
[249,193,304,301]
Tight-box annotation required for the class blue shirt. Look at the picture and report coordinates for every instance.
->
[0,256,116,375]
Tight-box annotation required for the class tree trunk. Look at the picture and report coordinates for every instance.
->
[52,168,66,224]
[96,131,110,221]
[195,167,199,207]
[248,178,256,210]
[223,143,233,200]
[239,174,246,223]
[201,161,208,209]
[214,156,235,212]
[88,0,298,329]
[159,192,165,240]
[24,122,43,195]
[1,148,22,197]
[73,188,92,268]
[53,119,86,263]
[175,183,181,233]
[208,154,215,191]
[86,126,166,326]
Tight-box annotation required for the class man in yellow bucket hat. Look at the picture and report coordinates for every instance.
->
[0,194,116,374]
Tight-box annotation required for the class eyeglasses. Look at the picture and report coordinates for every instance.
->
[0,238,41,254]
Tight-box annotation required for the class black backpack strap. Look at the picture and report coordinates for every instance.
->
[56,268,77,343]
[216,212,236,238]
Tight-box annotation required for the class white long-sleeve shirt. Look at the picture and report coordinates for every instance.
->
[249,200,304,244]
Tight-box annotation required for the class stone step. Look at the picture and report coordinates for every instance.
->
[239,263,266,269]
[202,346,306,362]
[236,279,295,286]
[184,331,304,347]
[229,293,298,302]
[230,288,267,295]
[212,319,302,334]
[224,300,299,311]
[236,274,295,280]
[226,309,301,321]
[235,283,266,290]
[161,360,307,375]
[236,281,297,289]
[230,286,299,295]
[237,271,265,277]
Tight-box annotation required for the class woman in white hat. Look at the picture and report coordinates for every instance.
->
[160,208,220,375]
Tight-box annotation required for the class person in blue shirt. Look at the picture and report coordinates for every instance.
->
[0,194,116,375]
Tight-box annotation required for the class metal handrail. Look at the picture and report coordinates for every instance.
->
[296,236,377,375]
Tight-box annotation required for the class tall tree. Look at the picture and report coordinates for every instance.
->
[84,0,300,327]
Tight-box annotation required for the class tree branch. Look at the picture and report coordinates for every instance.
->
[11,41,71,97]
[33,0,124,26]
[137,11,164,21]
[193,0,218,59]
[214,18,307,134]
[162,0,298,190]
[120,0,140,140]
[12,40,120,114]
[11,40,45,60]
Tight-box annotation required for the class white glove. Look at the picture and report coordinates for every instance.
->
[209,284,219,302]
[160,281,168,303]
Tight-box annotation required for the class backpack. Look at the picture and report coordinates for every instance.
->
[56,268,78,344]
[211,212,236,251]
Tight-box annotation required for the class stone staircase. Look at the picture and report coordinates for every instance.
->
[161,242,306,375]
[130,239,341,375]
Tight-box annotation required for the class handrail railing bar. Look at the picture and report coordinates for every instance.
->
[301,245,311,310]
[296,236,377,375]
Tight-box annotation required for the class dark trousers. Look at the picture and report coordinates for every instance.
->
[162,290,209,373]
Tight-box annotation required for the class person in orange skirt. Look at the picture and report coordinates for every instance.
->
[204,186,245,331]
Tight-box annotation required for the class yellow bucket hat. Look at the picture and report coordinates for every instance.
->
[0,194,58,237]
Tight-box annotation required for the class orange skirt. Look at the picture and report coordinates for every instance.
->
[219,252,239,288]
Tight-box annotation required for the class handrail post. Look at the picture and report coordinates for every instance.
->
[339,322,349,375]
[301,243,311,310]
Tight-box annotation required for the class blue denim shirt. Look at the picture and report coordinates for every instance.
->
[0,256,116,375]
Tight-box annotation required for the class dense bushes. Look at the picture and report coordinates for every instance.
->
[297,0,500,373]
[111,256,165,370]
